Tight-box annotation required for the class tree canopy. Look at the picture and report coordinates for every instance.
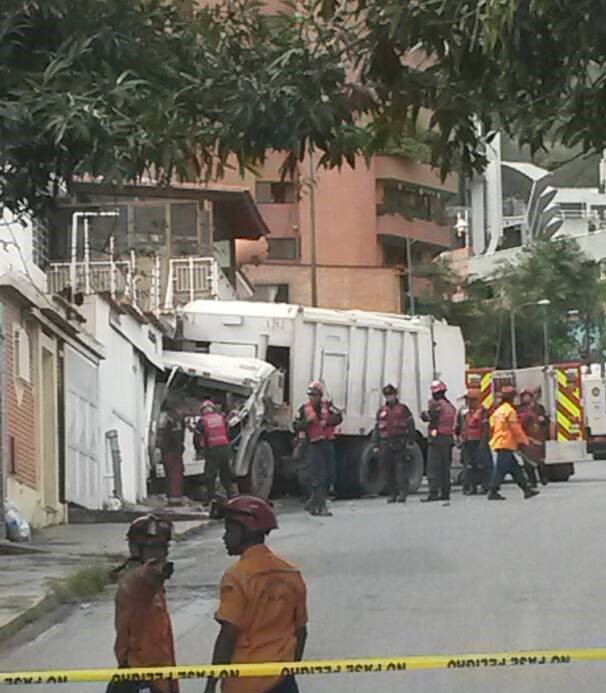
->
[416,238,606,368]
[3,0,606,214]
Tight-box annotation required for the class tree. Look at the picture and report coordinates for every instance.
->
[417,239,606,368]
[0,0,368,215]
[326,0,606,178]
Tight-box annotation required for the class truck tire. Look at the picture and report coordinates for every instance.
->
[547,463,573,482]
[249,440,276,499]
[407,443,424,494]
[357,442,386,496]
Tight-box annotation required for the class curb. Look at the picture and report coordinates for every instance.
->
[0,519,209,644]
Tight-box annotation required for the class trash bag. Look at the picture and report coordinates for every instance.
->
[4,501,31,542]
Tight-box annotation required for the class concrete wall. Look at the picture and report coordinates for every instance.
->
[0,209,47,293]
[79,296,162,505]
[243,263,402,312]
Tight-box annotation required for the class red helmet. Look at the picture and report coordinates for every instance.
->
[307,381,324,396]
[501,385,517,397]
[224,496,278,533]
[127,514,174,546]
[465,388,480,400]
[200,399,216,412]
[430,380,447,394]
[520,387,535,397]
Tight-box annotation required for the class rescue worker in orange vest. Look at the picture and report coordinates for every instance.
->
[204,496,308,693]
[517,387,549,487]
[293,382,340,517]
[488,386,540,501]
[456,389,489,495]
[372,384,416,503]
[195,400,235,505]
[114,514,178,693]
[421,380,457,504]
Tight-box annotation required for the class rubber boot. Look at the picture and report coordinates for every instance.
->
[395,493,407,504]
[307,486,321,515]
[488,491,506,501]
[387,495,398,504]
[524,487,539,499]
[316,488,333,517]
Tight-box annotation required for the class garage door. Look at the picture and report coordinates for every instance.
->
[65,345,100,509]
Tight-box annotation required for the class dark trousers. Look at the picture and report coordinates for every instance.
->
[489,450,530,492]
[204,446,233,500]
[462,440,489,493]
[326,440,337,491]
[265,676,299,693]
[162,452,184,499]
[306,440,331,513]
[427,442,453,500]
[381,440,410,499]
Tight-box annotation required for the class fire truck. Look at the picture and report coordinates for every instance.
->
[466,363,594,482]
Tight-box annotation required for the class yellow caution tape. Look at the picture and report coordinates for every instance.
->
[2,649,606,685]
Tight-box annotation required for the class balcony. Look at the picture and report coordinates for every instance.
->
[375,156,458,194]
[377,213,454,249]
[48,259,138,301]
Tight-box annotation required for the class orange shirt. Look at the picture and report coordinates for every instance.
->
[216,544,308,693]
[114,564,178,693]
[489,401,529,452]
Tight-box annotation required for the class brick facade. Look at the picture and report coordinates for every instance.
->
[2,297,37,490]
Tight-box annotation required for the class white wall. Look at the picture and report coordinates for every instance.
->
[79,296,162,505]
[0,209,47,292]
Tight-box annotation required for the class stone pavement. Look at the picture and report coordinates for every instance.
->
[0,516,208,642]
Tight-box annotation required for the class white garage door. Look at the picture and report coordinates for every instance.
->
[65,346,100,509]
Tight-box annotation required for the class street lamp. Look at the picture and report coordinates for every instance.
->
[510,298,551,369]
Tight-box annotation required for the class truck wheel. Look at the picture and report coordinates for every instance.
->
[357,442,386,496]
[249,440,275,499]
[407,443,424,494]
[547,464,573,482]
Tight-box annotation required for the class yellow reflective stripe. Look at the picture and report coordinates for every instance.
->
[557,391,581,419]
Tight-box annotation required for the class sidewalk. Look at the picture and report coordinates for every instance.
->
[0,515,208,642]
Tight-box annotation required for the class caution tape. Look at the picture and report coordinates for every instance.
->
[3,649,606,685]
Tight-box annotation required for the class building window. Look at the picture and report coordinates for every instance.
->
[32,219,49,270]
[256,181,296,204]
[14,326,31,383]
[267,237,299,261]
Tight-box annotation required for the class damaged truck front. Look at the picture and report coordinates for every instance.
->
[148,351,283,499]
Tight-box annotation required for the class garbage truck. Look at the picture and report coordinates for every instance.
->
[151,301,466,498]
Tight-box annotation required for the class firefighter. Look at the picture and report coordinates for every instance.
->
[204,496,308,693]
[421,380,457,504]
[114,514,178,693]
[518,387,549,486]
[195,399,235,505]
[159,404,186,506]
[372,384,416,503]
[487,386,540,501]
[294,382,340,517]
[456,389,489,495]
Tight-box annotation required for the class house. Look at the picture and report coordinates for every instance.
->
[230,152,459,313]
[45,181,269,312]
[0,208,104,528]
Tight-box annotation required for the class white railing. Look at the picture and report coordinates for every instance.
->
[48,260,134,298]
[164,257,220,309]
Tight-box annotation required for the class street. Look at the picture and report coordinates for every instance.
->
[2,466,606,693]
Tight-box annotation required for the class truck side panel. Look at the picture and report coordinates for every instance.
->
[293,316,433,435]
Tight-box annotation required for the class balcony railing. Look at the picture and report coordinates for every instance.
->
[48,260,134,298]
[164,257,221,309]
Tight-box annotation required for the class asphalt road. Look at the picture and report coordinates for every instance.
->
[2,465,606,693]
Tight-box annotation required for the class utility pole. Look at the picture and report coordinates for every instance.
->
[510,308,518,369]
[406,236,416,316]
[308,147,319,308]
